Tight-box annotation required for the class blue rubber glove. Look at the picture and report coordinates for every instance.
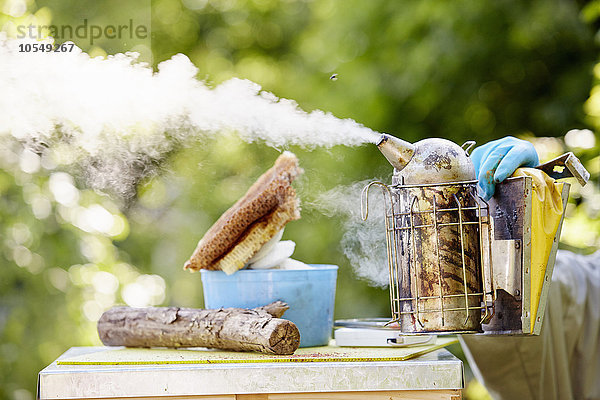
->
[470,136,539,200]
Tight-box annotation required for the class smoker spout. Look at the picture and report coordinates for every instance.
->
[376,134,416,171]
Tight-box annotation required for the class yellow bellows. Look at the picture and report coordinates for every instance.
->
[513,168,564,333]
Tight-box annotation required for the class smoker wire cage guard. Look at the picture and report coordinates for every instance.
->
[361,180,496,334]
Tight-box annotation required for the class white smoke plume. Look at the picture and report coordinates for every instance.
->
[0,37,379,196]
[315,180,390,287]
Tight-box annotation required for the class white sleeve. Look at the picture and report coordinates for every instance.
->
[459,250,600,400]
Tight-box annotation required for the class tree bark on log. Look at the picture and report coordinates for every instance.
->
[97,301,300,355]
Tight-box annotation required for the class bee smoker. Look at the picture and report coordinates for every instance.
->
[363,134,589,335]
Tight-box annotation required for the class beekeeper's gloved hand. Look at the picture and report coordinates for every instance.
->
[471,136,539,200]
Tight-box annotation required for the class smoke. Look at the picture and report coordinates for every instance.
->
[315,180,390,287]
[0,37,379,196]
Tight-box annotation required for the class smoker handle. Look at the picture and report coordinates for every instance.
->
[461,141,477,156]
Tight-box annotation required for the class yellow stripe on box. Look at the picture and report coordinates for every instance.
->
[57,338,458,365]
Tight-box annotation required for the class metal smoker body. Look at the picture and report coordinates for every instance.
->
[374,135,486,333]
[365,134,585,335]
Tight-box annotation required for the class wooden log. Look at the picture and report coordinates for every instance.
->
[254,301,289,318]
[97,301,300,355]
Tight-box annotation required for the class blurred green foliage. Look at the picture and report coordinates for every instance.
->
[1,0,600,399]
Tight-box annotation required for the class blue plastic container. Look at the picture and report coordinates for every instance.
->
[200,265,338,347]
